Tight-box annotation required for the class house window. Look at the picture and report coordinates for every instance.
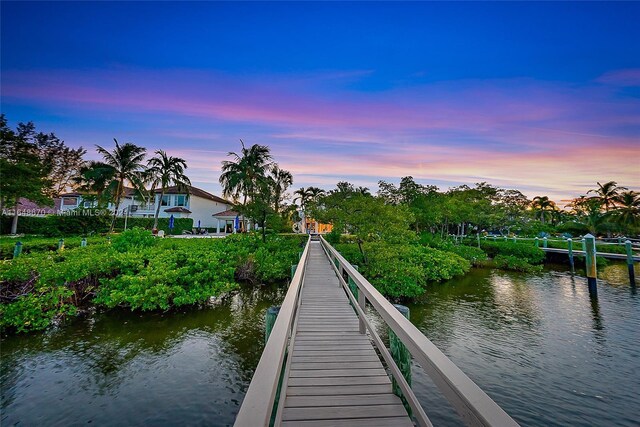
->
[63,197,78,206]
[175,195,188,207]
[161,195,171,206]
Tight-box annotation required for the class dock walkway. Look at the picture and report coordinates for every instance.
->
[279,240,412,426]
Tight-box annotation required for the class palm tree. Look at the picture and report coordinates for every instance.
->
[72,161,116,207]
[293,187,313,211]
[613,190,640,233]
[146,150,191,230]
[95,139,147,231]
[531,196,556,224]
[268,164,293,214]
[219,140,272,203]
[219,140,272,231]
[588,181,628,212]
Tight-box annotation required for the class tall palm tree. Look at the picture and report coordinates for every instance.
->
[531,196,556,224]
[268,164,293,214]
[293,187,313,211]
[219,140,272,230]
[95,139,147,231]
[613,190,640,232]
[146,150,191,230]
[588,181,628,212]
[72,161,117,207]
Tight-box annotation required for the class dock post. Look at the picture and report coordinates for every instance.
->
[13,241,22,259]
[584,234,597,295]
[57,238,64,251]
[477,233,481,248]
[81,238,87,247]
[625,240,636,286]
[543,237,548,248]
[265,306,280,344]
[493,235,496,242]
[512,236,516,243]
[291,264,298,279]
[348,265,359,301]
[390,304,412,415]
[535,237,539,248]
[107,236,111,245]
[567,238,575,273]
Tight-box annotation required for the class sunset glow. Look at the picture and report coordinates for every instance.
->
[2,2,638,201]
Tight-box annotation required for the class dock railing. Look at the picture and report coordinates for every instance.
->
[234,236,311,427]
[319,236,519,427]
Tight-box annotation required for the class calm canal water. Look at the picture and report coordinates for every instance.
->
[1,264,638,426]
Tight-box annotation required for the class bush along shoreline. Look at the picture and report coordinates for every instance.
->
[0,229,306,334]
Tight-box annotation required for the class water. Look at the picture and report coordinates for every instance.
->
[405,263,640,426]
[1,265,639,426]
[1,285,286,427]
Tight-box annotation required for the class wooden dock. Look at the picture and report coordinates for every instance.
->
[235,236,519,427]
[278,241,412,426]
[541,247,640,262]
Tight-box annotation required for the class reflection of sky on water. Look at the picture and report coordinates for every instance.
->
[0,285,286,426]
[405,265,639,426]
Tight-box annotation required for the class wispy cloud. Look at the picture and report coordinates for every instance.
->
[2,67,638,201]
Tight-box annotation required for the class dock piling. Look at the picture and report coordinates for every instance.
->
[265,306,280,345]
[567,238,575,273]
[585,234,597,295]
[625,240,636,286]
[13,241,22,259]
[390,304,412,414]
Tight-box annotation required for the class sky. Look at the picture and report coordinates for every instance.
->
[1,1,639,203]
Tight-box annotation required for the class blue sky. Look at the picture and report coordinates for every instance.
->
[2,1,639,201]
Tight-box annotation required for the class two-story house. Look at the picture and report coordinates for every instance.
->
[58,185,236,233]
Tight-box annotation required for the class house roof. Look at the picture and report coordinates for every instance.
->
[16,198,57,214]
[164,207,192,214]
[155,185,230,205]
[60,186,137,197]
[213,209,240,217]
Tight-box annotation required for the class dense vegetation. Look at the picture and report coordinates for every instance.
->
[0,230,305,334]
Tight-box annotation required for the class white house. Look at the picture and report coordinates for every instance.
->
[58,185,236,233]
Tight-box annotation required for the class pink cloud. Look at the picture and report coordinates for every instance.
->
[596,69,640,87]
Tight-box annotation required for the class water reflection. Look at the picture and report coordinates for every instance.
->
[405,263,639,427]
[0,284,286,426]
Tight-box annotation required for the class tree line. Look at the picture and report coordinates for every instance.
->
[0,116,296,237]
[2,115,637,239]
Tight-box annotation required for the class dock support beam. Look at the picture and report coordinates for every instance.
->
[390,304,412,415]
[584,234,597,295]
[626,240,636,286]
[567,238,575,273]
[265,306,280,345]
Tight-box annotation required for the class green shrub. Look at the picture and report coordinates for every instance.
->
[480,241,545,264]
[0,214,193,236]
[493,255,543,273]
[335,242,470,299]
[112,227,156,252]
[0,233,306,333]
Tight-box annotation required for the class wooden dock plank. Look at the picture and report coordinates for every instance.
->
[281,417,413,427]
[281,404,408,421]
[284,394,402,408]
[285,384,393,396]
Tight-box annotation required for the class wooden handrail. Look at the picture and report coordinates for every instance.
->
[234,237,311,427]
[320,236,519,427]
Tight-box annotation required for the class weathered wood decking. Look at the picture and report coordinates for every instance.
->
[278,241,413,427]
